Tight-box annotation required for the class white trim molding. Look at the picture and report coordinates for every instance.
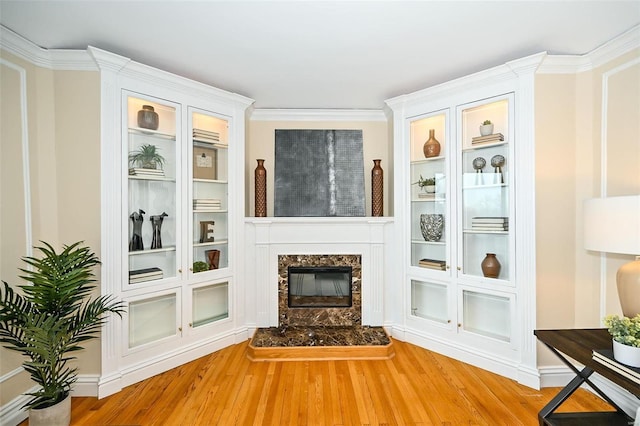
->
[538,24,640,74]
[250,108,387,122]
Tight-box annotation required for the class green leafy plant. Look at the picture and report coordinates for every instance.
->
[0,242,124,410]
[604,314,640,347]
[128,144,165,169]
[193,261,209,273]
[413,175,436,188]
[482,120,492,125]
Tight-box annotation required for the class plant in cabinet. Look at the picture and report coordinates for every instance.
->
[193,261,209,273]
[480,120,494,136]
[0,242,123,424]
[414,175,436,194]
[129,143,166,170]
[604,314,640,367]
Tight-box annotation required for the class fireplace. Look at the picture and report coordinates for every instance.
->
[288,266,352,308]
[278,254,361,327]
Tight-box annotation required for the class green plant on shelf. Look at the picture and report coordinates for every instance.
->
[413,175,436,188]
[482,119,492,125]
[129,144,166,170]
[193,261,209,273]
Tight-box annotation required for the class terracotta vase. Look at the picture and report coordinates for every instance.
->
[137,105,159,130]
[255,159,267,217]
[423,129,441,158]
[371,159,383,217]
[205,249,220,270]
[481,253,501,278]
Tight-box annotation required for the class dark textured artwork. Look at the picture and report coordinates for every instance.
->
[274,129,365,217]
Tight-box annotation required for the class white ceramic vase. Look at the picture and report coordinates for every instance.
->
[29,395,71,426]
[479,123,494,136]
[613,339,640,368]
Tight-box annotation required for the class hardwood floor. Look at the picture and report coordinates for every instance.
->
[21,339,613,425]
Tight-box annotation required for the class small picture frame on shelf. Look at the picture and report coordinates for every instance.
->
[199,220,215,243]
[193,144,217,180]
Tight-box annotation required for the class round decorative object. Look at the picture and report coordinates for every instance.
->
[472,157,486,173]
[491,155,505,169]
[137,105,159,130]
[420,214,444,242]
[613,339,640,367]
[371,159,384,217]
[423,129,441,158]
[255,159,267,217]
[481,253,501,278]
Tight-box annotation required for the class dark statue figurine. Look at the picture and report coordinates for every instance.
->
[150,212,168,249]
[129,209,145,251]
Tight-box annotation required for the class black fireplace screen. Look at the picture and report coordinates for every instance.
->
[288,266,352,308]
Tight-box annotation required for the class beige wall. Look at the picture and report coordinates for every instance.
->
[535,48,640,367]
[246,119,390,217]
[0,49,101,405]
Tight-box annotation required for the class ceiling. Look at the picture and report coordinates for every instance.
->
[1,1,639,109]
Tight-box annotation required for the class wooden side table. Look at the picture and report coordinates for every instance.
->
[535,329,639,426]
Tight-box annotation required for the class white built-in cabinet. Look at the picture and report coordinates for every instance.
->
[91,47,253,397]
[386,53,543,388]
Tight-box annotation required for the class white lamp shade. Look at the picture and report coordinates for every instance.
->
[584,195,640,255]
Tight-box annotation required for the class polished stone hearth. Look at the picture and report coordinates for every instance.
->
[251,325,390,347]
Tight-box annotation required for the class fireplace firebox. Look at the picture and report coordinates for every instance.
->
[288,266,352,308]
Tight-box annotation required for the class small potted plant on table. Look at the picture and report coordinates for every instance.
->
[414,175,436,194]
[604,314,640,367]
[480,120,494,136]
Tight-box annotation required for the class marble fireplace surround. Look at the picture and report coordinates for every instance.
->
[278,254,361,327]
[246,217,392,328]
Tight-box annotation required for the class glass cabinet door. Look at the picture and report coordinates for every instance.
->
[126,95,179,288]
[409,112,448,271]
[190,110,229,273]
[190,281,229,329]
[459,97,511,281]
[128,291,179,348]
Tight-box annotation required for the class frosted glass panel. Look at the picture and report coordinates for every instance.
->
[411,280,448,323]
[462,290,510,342]
[192,282,228,327]
[129,293,177,347]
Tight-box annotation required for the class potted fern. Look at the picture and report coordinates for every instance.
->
[604,314,640,367]
[0,242,123,426]
[128,143,165,170]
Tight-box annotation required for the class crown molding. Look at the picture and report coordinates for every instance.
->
[250,109,387,122]
[538,24,640,74]
[1,25,96,71]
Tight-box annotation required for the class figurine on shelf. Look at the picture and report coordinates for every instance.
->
[129,209,145,251]
[150,212,168,249]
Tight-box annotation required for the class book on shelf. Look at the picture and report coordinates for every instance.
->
[471,133,504,144]
[471,216,508,223]
[417,192,436,199]
[418,258,446,270]
[193,128,220,137]
[129,275,163,284]
[129,168,165,176]
[129,267,162,278]
[592,349,640,384]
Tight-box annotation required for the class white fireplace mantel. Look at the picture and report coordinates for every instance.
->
[244,217,394,328]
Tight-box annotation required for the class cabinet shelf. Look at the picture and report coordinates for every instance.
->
[129,175,175,182]
[193,240,228,248]
[463,229,508,235]
[412,197,445,202]
[462,183,507,190]
[412,240,446,245]
[462,140,507,151]
[411,156,445,165]
[193,178,228,184]
[129,246,176,256]
[128,127,176,140]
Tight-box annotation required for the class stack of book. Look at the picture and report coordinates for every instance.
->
[471,133,504,145]
[193,128,220,144]
[129,267,163,284]
[129,167,165,178]
[418,258,446,271]
[471,217,508,231]
[193,198,222,211]
[592,349,640,385]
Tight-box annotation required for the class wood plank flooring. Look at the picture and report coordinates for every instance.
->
[20,339,614,425]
